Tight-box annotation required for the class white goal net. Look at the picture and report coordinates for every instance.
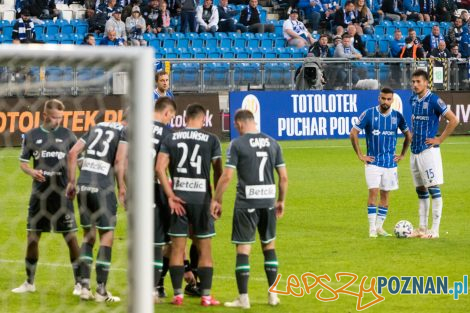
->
[0,45,154,313]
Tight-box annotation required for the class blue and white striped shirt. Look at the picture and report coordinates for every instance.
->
[354,106,409,168]
[410,90,448,154]
[153,89,175,101]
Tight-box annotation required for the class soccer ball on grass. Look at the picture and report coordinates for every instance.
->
[394,220,414,238]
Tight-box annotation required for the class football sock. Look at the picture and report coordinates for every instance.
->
[189,243,199,281]
[376,206,388,229]
[25,258,38,284]
[79,242,93,289]
[236,254,250,294]
[367,205,377,231]
[198,267,213,296]
[71,258,81,284]
[169,266,185,295]
[96,246,112,287]
[428,186,442,234]
[158,256,170,287]
[154,246,163,289]
[263,249,278,287]
[416,188,430,229]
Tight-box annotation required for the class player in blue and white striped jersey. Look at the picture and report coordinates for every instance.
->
[409,70,458,239]
[154,71,174,101]
[350,87,412,238]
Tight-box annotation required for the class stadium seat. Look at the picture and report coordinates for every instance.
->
[378,39,390,56]
[385,26,396,36]
[421,25,432,36]
[265,62,291,86]
[219,37,232,48]
[233,37,247,48]
[191,37,204,48]
[171,32,184,40]
[399,26,409,36]
[274,38,285,47]
[176,47,191,58]
[234,63,260,85]
[292,48,306,58]
[72,20,88,35]
[34,24,45,41]
[365,39,377,56]
[176,37,190,48]
[143,33,156,41]
[214,32,227,40]
[235,47,249,58]
[149,38,162,50]
[260,38,274,48]
[157,33,170,40]
[162,38,176,48]
[276,47,291,58]
[205,37,218,48]
[261,47,277,58]
[2,25,13,40]
[247,47,263,58]
[247,38,259,48]
[222,51,235,58]
[199,32,213,40]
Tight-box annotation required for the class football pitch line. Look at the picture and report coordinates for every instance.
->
[0,259,362,288]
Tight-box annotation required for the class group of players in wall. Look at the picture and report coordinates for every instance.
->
[11,69,457,308]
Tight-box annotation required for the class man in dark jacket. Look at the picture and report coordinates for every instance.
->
[238,0,274,33]
[308,34,333,57]
[217,0,240,32]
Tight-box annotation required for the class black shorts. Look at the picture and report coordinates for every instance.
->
[154,183,171,246]
[232,207,276,244]
[27,191,77,233]
[168,203,215,239]
[77,185,117,230]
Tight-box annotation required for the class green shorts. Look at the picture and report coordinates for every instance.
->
[232,207,276,244]
[168,203,215,239]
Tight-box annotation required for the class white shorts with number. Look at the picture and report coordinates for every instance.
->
[365,165,398,191]
[410,147,443,188]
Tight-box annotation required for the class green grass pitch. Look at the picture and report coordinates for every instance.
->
[1,137,469,313]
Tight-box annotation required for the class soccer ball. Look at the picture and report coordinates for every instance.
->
[394,220,414,238]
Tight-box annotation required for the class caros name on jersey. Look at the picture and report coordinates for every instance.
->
[173,131,209,142]
[249,137,270,148]
[36,151,66,160]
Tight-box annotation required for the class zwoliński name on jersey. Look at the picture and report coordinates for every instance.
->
[172,131,209,142]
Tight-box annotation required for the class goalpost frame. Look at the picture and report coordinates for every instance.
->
[0,45,155,313]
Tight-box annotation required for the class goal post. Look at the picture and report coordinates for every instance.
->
[0,44,155,313]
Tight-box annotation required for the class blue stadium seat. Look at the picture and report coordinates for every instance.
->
[381,20,392,27]
[157,33,170,40]
[219,37,232,48]
[162,38,176,48]
[374,24,385,36]
[176,37,190,48]
[205,37,218,48]
[233,37,247,48]
[385,26,396,36]
[274,38,285,47]
[149,38,162,50]
[247,38,259,48]
[176,47,191,58]
[265,62,290,86]
[2,25,13,40]
[247,47,263,58]
[421,25,432,36]
[235,47,249,58]
[365,39,377,56]
[234,63,260,85]
[199,32,213,40]
[276,47,291,58]
[171,32,185,40]
[71,19,88,35]
[260,47,277,58]
[214,32,227,40]
[46,24,60,37]
[222,51,235,58]
[378,39,390,56]
[399,26,409,35]
[143,33,156,41]
[43,34,59,44]
[260,37,273,48]
[292,48,306,58]
[191,37,204,48]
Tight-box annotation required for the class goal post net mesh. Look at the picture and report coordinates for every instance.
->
[0,45,155,313]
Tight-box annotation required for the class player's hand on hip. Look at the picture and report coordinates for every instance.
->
[359,155,375,164]
[32,169,46,182]
[169,196,186,216]
[425,137,441,146]
[65,182,76,199]
[275,201,285,219]
[210,200,222,220]
[393,154,404,162]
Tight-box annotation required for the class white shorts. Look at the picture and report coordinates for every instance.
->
[365,165,399,191]
[410,147,443,188]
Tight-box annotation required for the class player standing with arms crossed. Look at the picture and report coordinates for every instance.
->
[350,88,412,238]
[211,109,288,309]
[156,103,222,306]
[408,70,458,239]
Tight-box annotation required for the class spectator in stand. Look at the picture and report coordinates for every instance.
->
[346,23,367,55]
[157,1,174,33]
[239,0,275,33]
[143,0,160,34]
[196,0,219,34]
[297,0,324,33]
[100,28,126,45]
[308,33,333,57]
[390,28,406,57]
[28,0,55,20]
[399,36,425,58]
[403,0,424,21]
[217,0,241,32]
[450,44,461,57]
[436,0,457,22]
[334,33,362,58]
[369,0,384,24]
[12,9,36,44]
[167,0,182,17]
[381,0,406,21]
[355,0,374,34]
[460,10,469,25]
[334,34,362,85]
[430,40,451,64]
[126,6,146,45]
[407,27,421,45]
[105,7,127,43]
[419,0,437,22]
[447,17,464,47]
[180,0,198,33]
[334,1,361,35]
[459,27,470,58]
[422,25,445,56]
[283,9,315,48]
[97,0,119,20]
[82,33,96,45]
[122,0,141,21]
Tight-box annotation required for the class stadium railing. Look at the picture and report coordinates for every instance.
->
[0,58,468,95]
